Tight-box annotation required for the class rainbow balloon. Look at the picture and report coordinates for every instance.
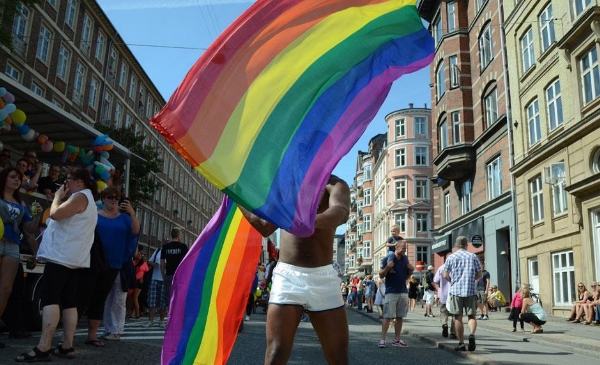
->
[162,197,263,365]
[150,0,434,237]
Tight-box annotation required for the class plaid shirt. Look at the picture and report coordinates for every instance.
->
[444,249,481,297]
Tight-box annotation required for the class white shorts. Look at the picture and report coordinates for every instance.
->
[424,290,435,305]
[269,262,344,312]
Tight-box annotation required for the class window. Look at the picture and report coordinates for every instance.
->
[95,32,106,61]
[129,75,137,99]
[530,175,544,223]
[89,78,99,108]
[125,114,132,129]
[527,99,542,146]
[395,179,407,200]
[581,47,600,104]
[30,83,43,96]
[11,3,29,53]
[5,63,21,81]
[449,55,459,87]
[447,1,456,32]
[415,117,427,136]
[73,63,85,105]
[439,117,448,150]
[119,63,128,89]
[108,48,117,79]
[415,213,428,232]
[479,24,493,69]
[487,156,502,200]
[436,62,445,100]
[57,45,70,80]
[444,193,450,223]
[81,14,92,53]
[395,148,406,167]
[395,118,406,137]
[114,103,123,128]
[484,88,498,126]
[36,25,51,63]
[363,241,371,259]
[476,0,485,12]
[415,179,429,199]
[552,251,575,306]
[416,245,430,265]
[546,79,563,131]
[433,15,442,45]
[146,95,154,118]
[521,28,535,72]
[461,180,471,214]
[47,0,56,7]
[539,4,555,53]
[593,148,600,174]
[550,162,568,216]
[364,214,371,232]
[415,147,428,166]
[363,164,372,181]
[452,111,461,144]
[65,0,76,28]
[364,188,372,206]
[394,213,407,233]
[102,92,112,122]
[574,0,592,17]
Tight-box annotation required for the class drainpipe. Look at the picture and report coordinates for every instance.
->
[498,0,519,290]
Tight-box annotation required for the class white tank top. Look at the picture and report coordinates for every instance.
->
[37,189,98,269]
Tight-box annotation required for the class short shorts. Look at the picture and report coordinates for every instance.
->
[424,289,435,305]
[383,293,409,319]
[269,262,343,312]
[0,240,20,260]
[447,294,478,316]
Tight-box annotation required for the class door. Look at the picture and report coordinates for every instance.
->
[593,210,600,282]
[528,258,539,294]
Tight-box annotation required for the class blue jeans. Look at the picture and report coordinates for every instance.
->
[357,290,363,310]
[595,305,600,321]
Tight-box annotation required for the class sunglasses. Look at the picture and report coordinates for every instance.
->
[104,195,120,200]
[578,285,584,288]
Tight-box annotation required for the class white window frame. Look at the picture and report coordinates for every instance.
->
[395,148,406,167]
[73,63,85,105]
[436,62,445,100]
[36,25,51,63]
[129,75,137,99]
[581,47,600,105]
[65,0,77,29]
[574,0,592,17]
[444,193,450,223]
[415,117,427,136]
[57,45,69,80]
[527,99,542,146]
[81,14,92,54]
[439,117,448,150]
[363,164,372,181]
[415,178,429,199]
[364,188,372,206]
[364,214,372,232]
[395,118,406,138]
[484,88,498,127]
[461,180,472,214]
[416,245,430,265]
[363,241,371,259]
[479,24,493,69]
[394,212,407,233]
[415,213,429,233]
[114,103,123,129]
[88,77,99,108]
[539,4,555,53]
[95,32,106,62]
[12,3,29,53]
[5,63,21,81]
[449,55,459,87]
[433,14,442,45]
[530,175,544,223]
[125,114,132,129]
[119,63,128,89]
[30,82,43,96]
[452,111,461,144]
[395,179,407,200]
[447,1,456,33]
[552,251,575,306]
[415,146,428,166]
[550,162,568,216]
[487,156,502,200]
[521,28,535,72]
[546,79,563,131]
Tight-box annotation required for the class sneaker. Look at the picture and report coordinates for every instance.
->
[455,343,466,351]
[442,324,448,338]
[378,340,386,348]
[482,315,489,320]
[477,315,484,320]
[144,321,155,327]
[468,334,476,351]
[511,328,516,332]
[244,315,250,321]
[392,339,408,347]
[158,321,165,328]
[428,314,435,318]
[104,334,120,341]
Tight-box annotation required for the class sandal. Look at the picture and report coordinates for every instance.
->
[531,328,544,334]
[84,339,105,347]
[53,346,75,359]
[15,346,52,363]
[570,319,581,323]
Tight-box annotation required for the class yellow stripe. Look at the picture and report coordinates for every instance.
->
[194,210,242,364]
[199,0,411,187]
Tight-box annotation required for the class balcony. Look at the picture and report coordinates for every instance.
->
[433,143,476,181]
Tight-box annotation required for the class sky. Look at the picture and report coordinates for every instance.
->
[95,0,432,232]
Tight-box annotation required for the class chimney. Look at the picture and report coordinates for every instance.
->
[409,103,414,108]
[424,103,427,108]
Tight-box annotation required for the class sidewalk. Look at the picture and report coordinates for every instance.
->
[352,305,600,365]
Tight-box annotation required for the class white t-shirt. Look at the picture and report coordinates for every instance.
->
[149,248,163,281]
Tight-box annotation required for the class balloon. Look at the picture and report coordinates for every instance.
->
[0,110,8,121]
[41,141,53,152]
[0,219,3,240]
[66,144,78,154]
[94,164,105,174]
[54,141,65,152]
[0,87,6,97]
[61,149,69,163]
[100,151,109,159]
[11,109,26,124]
[38,135,48,144]
[3,103,16,114]
[22,129,36,141]
[96,181,107,191]
[0,120,5,128]
[92,146,103,153]
[17,124,30,135]
[102,144,113,151]
[3,92,14,104]
[100,170,110,181]
[68,153,77,163]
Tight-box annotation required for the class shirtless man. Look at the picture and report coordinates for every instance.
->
[241,174,351,365]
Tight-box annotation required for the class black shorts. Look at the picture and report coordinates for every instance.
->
[40,262,81,309]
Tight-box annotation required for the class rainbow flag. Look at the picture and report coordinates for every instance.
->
[162,197,263,365]
[151,0,434,237]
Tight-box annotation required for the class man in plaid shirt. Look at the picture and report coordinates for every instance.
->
[443,236,482,352]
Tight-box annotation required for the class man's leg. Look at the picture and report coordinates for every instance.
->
[309,307,349,365]
[380,318,391,340]
[454,314,464,343]
[467,314,477,335]
[393,318,403,340]
[264,304,304,365]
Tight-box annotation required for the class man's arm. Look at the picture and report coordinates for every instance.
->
[443,270,451,282]
[475,270,483,281]
[239,206,278,237]
[314,177,350,229]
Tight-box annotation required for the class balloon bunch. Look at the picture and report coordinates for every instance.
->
[0,85,116,192]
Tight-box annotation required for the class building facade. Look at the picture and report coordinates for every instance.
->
[505,0,600,314]
[0,0,222,250]
[345,104,434,278]
[419,0,516,298]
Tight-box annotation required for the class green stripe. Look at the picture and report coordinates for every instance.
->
[235,6,422,207]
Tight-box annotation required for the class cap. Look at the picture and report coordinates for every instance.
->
[427,265,434,270]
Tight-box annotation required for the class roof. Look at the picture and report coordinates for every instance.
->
[0,73,141,166]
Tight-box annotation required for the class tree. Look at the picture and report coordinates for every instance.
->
[0,0,39,51]
[95,125,163,204]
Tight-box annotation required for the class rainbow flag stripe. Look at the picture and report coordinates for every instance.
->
[162,197,263,365]
[151,0,434,236]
